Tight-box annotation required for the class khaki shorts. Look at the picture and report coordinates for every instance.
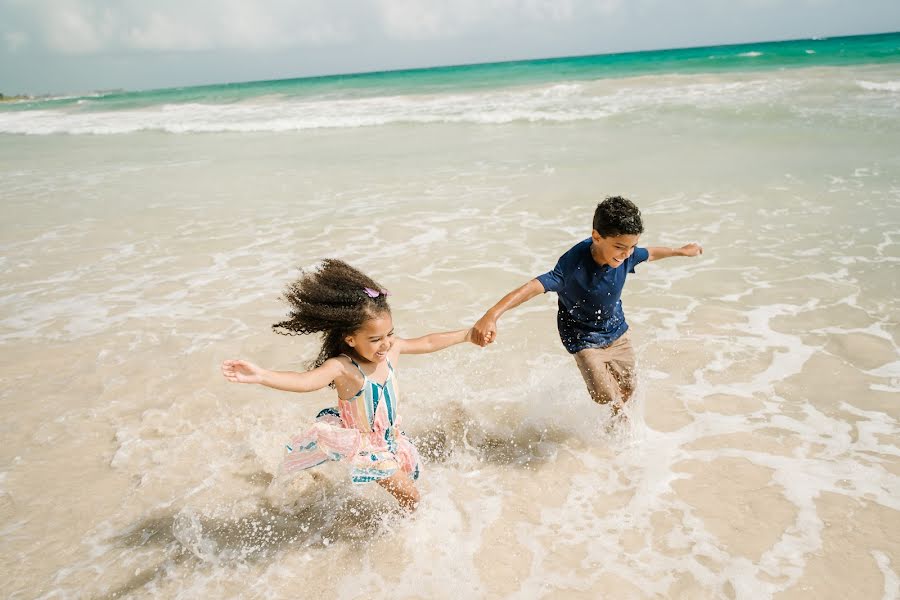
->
[573,332,637,406]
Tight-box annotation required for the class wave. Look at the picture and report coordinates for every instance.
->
[0,77,805,135]
[1,71,892,135]
[856,80,900,92]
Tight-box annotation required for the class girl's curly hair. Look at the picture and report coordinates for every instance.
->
[273,259,391,369]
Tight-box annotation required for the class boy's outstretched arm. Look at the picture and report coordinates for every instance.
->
[396,329,475,354]
[221,358,343,393]
[647,243,703,262]
[472,278,544,346]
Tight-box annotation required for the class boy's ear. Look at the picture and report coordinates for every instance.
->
[591,229,602,242]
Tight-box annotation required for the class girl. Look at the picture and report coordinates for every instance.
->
[222,259,475,511]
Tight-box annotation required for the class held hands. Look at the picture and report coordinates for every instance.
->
[221,359,265,384]
[471,315,497,347]
[679,243,703,257]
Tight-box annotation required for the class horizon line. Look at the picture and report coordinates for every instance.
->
[8,28,899,99]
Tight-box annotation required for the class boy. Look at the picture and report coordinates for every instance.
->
[472,196,703,413]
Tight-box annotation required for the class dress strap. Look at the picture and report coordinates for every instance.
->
[340,353,367,379]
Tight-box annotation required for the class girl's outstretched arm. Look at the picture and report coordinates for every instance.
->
[221,358,344,393]
[395,328,474,355]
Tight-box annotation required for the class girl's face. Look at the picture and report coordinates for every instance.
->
[591,230,641,268]
[345,311,395,363]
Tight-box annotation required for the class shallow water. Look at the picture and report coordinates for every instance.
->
[1,54,899,598]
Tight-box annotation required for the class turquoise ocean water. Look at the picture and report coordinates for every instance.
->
[1,31,898,124]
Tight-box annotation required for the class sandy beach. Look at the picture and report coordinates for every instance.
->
[1,41,899,598]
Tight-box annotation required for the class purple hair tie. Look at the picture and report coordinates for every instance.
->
[363,287,391,298]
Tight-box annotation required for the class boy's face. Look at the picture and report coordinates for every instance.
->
[590,230,641,268]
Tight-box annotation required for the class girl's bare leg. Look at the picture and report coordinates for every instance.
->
[377,471,420,511]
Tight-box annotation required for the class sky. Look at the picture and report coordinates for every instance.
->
[1,0,899,95]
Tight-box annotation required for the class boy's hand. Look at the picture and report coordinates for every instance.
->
[679,243,703,257]
[472,316,497,347]
[222,359,264,384]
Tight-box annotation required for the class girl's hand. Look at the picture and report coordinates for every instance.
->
[222,359,264,384]
[679,243,703,257]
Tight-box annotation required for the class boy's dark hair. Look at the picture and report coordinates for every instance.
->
[273,259,391,369]
[592,196,644,238]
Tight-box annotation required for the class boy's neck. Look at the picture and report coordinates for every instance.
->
[589,243,611,269]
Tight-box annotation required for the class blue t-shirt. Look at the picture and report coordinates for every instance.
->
[536,239,649,354]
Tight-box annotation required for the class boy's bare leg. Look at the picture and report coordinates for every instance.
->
[377,471,420,511]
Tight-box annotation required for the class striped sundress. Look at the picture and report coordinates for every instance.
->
[282,356,420,484]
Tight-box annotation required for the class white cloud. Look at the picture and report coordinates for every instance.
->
[124,11,213,51]
[591,0,624,16]
[372,0,628,41]
[42,1,107,53]
[374,0,499,41]
[2,0,632,54]
[4,30,28,52]
[521,0,576,22]
[9,0,356,54]
[1,0,896,60]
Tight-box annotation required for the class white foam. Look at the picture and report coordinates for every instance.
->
[857,80,900,92]
[0,73,846,135]
[872,550,900,600]
[866,361,900,379]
